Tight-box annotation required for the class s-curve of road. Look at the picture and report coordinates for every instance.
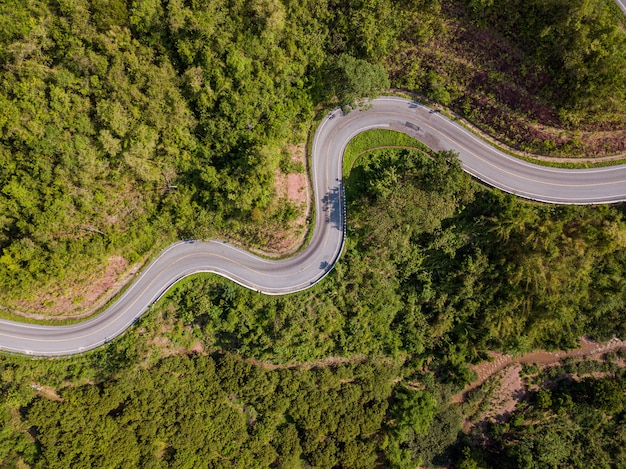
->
[1,97,625,356]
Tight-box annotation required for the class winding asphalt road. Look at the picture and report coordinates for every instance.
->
[1,97,625,356]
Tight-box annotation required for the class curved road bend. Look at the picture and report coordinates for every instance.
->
[1,97,625,356]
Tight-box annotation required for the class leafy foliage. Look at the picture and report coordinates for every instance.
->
[4,352,404,468]
[159,142,626,381]
[465,0,626,123]
[330,53,390,109]
[2,0,624,307]
[387,0,626,156]
[0,0,401,307]
[0,0,625,464]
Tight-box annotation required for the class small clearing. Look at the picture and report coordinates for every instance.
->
[463,336,626,396]
[475,364,525,425]
[31,383,63,402]
[458,337,626,432]
[268,143,311,254]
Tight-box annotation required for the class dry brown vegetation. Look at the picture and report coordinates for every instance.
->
[388,1,626,157]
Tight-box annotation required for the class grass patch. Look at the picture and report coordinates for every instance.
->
[343,129,430,176]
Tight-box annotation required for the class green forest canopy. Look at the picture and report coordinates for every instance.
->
[0,0,398,307]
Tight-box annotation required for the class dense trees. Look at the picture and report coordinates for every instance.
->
[0,0,191,304]
[465,0,626,123]
[0,0,407,309]
[0,0,625,465]
[155,139,626,389]
[387,0,626,155]
[155,140,626,378]
[3,352,406,468]
[330,53,390,110]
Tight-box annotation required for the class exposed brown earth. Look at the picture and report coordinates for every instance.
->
[287,173,308,202]
[465,364,525,430]
[462,336,626,397]
[457,337,626,439]
[30,383,63,402]
[253,143,311,254]
[4,255,144,320]
[455,337,626,423]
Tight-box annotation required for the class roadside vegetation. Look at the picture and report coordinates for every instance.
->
[388,0,626,156]
[1,138,625,467]
[342,129,431,175]
[0,0,388,312]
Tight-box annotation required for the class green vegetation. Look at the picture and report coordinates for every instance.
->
[0,0,394,311]
[388,0,626,156]
[21,355,401,468]
[1,0,626,467]
[465,0,626,123]
[3,0,625,312]
[330,54,390,111]
[342,129,429,175]
[2,141,625,467]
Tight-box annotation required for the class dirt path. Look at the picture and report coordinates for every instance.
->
[460,336,626,398]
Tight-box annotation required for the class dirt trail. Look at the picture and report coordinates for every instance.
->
[461,336,626,397]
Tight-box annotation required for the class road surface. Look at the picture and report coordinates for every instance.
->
[1,97,625,356]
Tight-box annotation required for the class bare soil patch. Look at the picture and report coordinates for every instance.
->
[460,338,626,436]
[463,336,626,396]
[31,383,63,402]
[260,142,310,254]
[287,173,307,203]
[5,255,145,320]
[474,365,525,424]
